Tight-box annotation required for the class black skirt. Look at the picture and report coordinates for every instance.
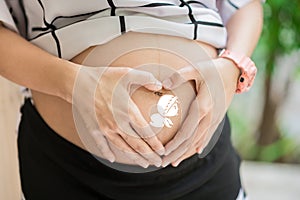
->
[18,98,242,200]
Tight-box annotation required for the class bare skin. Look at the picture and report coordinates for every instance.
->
[0,0,263,168]
[31,32,217,165]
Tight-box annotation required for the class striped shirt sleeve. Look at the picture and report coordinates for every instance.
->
[0,0,18,32]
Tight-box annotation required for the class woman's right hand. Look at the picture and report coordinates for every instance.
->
[70,65,165,168]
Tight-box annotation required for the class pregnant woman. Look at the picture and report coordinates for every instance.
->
[0,0,263,200]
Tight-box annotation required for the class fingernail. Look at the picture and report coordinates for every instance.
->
[157,148,165,156]
[172,161,180,167]
[109,157,115,163]
[154,81,162,90]
[142,163,149,169]
[154,157,162,167]
[162,161,170,168]
[197,148,203,154]
[145,164,150,168]
[107,153,115,163]
[154,162,162,168]
[164,148,171,156]
[162,79,172,89]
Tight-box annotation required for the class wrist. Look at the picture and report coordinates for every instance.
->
[218,49,257,93]
[58,59,80,103]
[213,57,239,108]
[215,57,240,82]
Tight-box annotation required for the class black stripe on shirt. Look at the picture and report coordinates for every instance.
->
[228,0,239,9]
[37,0,62,58]
[51,8,109,26]
[119,16,126,34]
[186,1,208,8]
[32,8,109,38]
[51,31,62,58]
[141,3,176,7]
[18,0,29,38]
[191,20,224,27]
[30,31,51,41]
[107,0,116,16]
[179,0,198,40]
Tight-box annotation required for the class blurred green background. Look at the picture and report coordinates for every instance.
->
[229,0,300,163]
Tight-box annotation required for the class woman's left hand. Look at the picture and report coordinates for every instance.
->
[161,58,240,167]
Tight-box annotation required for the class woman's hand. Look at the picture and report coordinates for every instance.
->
[161,58,240,167]
[160,0,263,167]
[71,65,165,168]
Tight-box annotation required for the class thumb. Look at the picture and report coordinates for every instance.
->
[72,106,116,162]
[127,69,162,91]
[162,66,200,90]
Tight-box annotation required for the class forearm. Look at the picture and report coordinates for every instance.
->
[215,0,263,85]
[0,25,78,102]
[226,0,263,56]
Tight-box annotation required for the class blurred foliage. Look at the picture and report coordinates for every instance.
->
[259,0,300,76]
[294,66,300,80]
[262,0,300,56]
[230,0,300,163]
[230,104,299,162]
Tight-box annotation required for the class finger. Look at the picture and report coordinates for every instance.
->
[172,114,212,166]
[162,66,200,90]
[164,84,212,155]
[195,135,209,154]
[192,111,213,154]
[131,122,165,156]
[91,130,116,163]
[166,118,208,167]
[172,150,194,167]
[162,138,192,167]
[195,117,223,156]
[106,133,150,168]
[163,98,201,156]
[117,125,162,167]
[163,111,210,167]
[126,69,162,91]
[128,98,165,155]
[72,106,117,162]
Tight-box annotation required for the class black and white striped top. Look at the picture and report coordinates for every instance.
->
[1,0,260,60]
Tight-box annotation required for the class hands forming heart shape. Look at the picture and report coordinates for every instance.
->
[72,57,239,169]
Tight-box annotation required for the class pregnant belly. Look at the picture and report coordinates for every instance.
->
[31,32,217,164]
